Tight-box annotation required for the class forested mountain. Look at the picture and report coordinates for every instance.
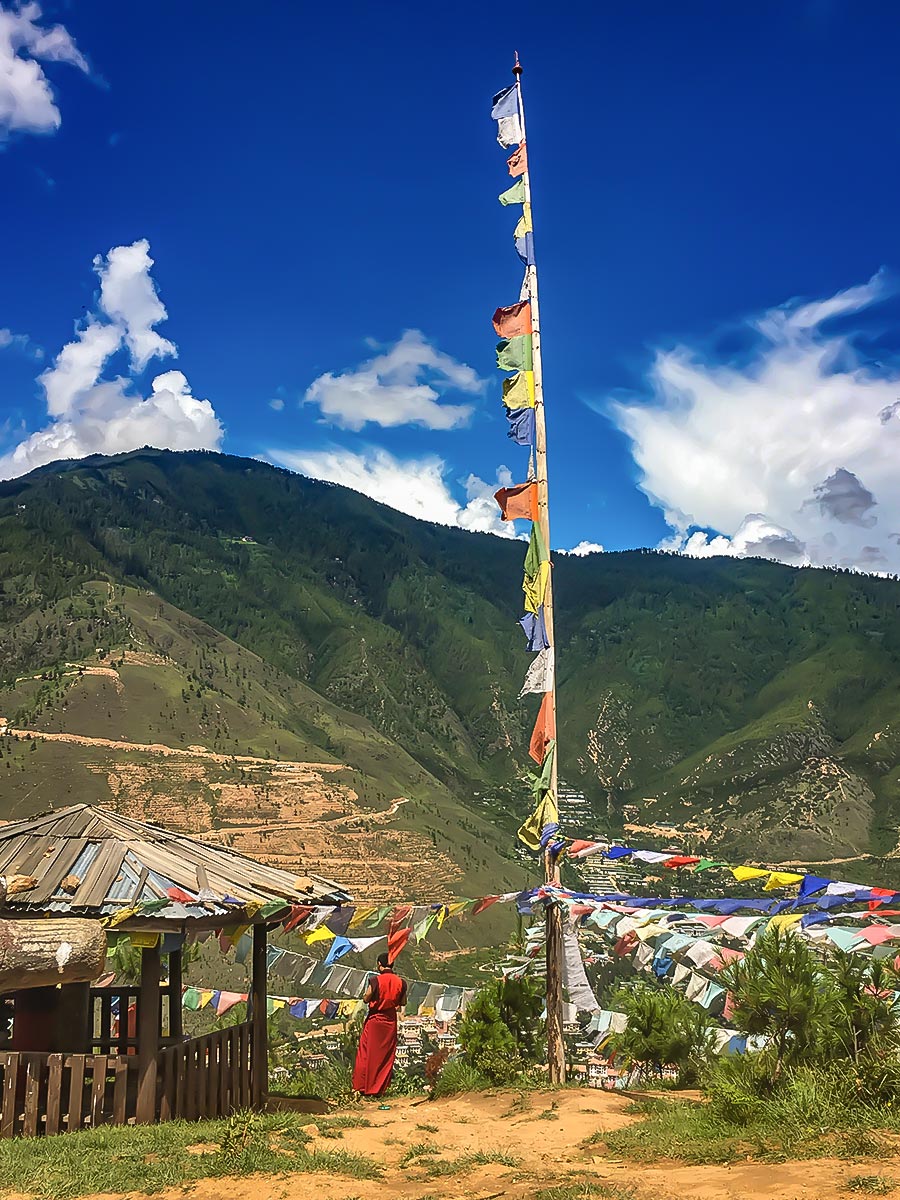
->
[1,448,899,892]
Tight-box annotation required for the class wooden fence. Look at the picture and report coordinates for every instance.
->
[0,1021,253,1137]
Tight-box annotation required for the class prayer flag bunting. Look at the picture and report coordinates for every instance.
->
[495,481,539,522]
[493,300,532,338]
[496,335,533,372]
[502,370,535,409]
[506,405,535,446]
[507,141,527,177]
[499,179,526,206]
[519,648,554,697]
[529,693,556,763]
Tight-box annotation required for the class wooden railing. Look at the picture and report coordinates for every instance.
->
[0,1022,253,1137]
[0,1051,139,1137]
[158,1022,252,1121]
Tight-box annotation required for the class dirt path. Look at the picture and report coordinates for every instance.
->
[203,797,411,841]
[1,726,345,771]
[70,1088,899,1200]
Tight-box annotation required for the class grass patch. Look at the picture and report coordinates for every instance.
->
[536,1184,638,1200]
[0,1110,382,1199]
[399,1141,441,1165]
[416,1122,439,1132]
[419,1149,521,1178]
[847,1178,897,1195]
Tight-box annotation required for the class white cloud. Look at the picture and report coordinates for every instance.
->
[0,2,87,139]
[304,329,483,431]
[611,271,900,573]
[269,398,285,411]
[0,239,223,479]
[558,540,605,557]
[269,445,519,538]
[0,326,40,358]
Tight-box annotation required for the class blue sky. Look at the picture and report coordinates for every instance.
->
[3,1,900,569]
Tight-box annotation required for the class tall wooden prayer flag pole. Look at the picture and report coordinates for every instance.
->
[512,54,567,1085]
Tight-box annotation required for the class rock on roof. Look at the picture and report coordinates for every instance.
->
[0,804,349,923]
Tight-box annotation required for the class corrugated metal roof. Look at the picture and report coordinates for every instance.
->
[0,804,350,925]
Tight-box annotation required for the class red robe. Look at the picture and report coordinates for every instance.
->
[352,970,406,1097]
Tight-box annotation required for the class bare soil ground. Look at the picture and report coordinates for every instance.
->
[67,1088,900,1200]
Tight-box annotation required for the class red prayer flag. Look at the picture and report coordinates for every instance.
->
[492,301,532,339]
[283,904,314,932]
[529,692,556,764]
[166,886,195,903]
[387,926,412,963]
[568,840,598,858]
[389,904,412,935]
[507,141,527,177]
[662,856,701,869]
[473,896,500,915]
[495,481,539,523]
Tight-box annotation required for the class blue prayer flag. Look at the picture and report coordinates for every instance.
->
[491,85,518,119]
[324,936,354,966]
[506,405,535,446]
[519,607,550,651]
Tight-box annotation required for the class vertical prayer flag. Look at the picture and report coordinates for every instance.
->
[517,789,559,852]
[502,370,535,409]
[507,141,527,177]
[519,606,550,651]
[496,114,523,147]
[495,480,539,522]
[529,693,556,763]
[514,204,533,237]
[387,926,412,963]
[506,406,535,446]
[499,178,526,206]
[519,648,554,698]
[515,232,535,265]
[496,335,533,372]
[492,300,532,338]
[491,85,518,119]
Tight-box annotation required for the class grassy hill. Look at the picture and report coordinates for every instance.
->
[2,447,900,887]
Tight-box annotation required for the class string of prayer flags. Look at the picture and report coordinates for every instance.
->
[495,481,539,522]
[506,405,535,446]
[496,334,533,372]
[491,84,523,146]
[502,370,535,409]
[493,300,532,338]
[499,179,526,206]
[519,648,554,698]
[507,141,527,177]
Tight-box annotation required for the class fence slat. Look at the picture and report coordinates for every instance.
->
[89,1055,108,1127]
[158,1048,173,1122]
[23,1056,43,1138]
[240,1023,251,1108]
[208,1035,220,1118]
[174,1044,187,1119]
[1,1053,20,1138]
[45,1054,63,1136]
[112,1056,129,1125]
[197,1037,208,1118]
[67,1055,85,1132]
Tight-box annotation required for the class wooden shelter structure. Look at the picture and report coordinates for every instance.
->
[0,804,349,1137]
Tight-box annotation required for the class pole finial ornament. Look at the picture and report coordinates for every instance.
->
[513,50,523,76]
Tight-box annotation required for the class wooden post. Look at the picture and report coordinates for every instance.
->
[250,924,267,1110]
[168,947,183,1040]
[513,54,567,1086]
[135,942,160,1123]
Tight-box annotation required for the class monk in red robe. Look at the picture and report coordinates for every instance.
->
[352,952,407,1099]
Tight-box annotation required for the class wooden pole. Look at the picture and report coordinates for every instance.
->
[250,924,267,1110]
[514,54,567,1086]
[168,947,183,1040]
[135,942,161,1123]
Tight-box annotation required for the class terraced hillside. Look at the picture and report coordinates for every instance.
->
[2,448,900,882]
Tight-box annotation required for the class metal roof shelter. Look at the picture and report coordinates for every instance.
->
[0,805,351,1135]
[0,803,348,924]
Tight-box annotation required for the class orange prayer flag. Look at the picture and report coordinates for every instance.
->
[387,926,412,963]
[495,481,539,523]
[529,693,556,764]
[507,141,527,177]
[492,301,532,339]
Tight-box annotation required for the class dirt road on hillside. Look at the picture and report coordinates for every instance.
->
[66,1088,899,1200]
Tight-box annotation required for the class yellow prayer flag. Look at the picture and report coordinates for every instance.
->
[128,931,160,948]
[523,561,550,615]
[517,790,559,852]
[198,989,215,1008]
[514,203,533,238]
[305,925,335,945]
[763,871,804,891]
[243,900,262,918]
[108,905,139,928]
[349,906,376,929]
[731,866,769,882]
[502,371,535,410]
[448,901,470,917]
[768,914,803,931]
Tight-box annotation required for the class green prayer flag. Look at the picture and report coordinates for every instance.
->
[692,858,720,872]
[499,178,526,206]
[496,335,533,372]
[259,900,286,918]
[524,522,548,577]
[527,741,556,798]
[183,987,201,1011]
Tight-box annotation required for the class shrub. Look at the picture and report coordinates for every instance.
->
[608,982,715,1084]
[431,1058,491,1097]
[456,976,544,1085]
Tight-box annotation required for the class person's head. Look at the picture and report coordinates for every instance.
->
[376,952,392,972]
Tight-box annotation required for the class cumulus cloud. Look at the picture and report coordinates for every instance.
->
[0,239,223,479]
[269,445,519,538]
[0,326,41,359]
[304,329,483,431]
[611,271,900,572]
[0,2,88,139]
[558,541,605,557]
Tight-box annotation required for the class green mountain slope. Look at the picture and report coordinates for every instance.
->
[2,448,900,877]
